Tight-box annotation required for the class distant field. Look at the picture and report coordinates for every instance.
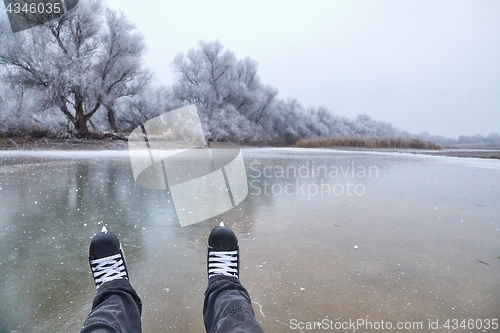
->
[294,136,442,150]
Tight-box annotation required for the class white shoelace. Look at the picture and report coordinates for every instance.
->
[208,250,238,278]
[90,253,128,288]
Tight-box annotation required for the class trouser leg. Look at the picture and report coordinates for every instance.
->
[81,279,142,333]
[203,276,264,333]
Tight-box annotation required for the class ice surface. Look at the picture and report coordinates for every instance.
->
[0,148,498,332]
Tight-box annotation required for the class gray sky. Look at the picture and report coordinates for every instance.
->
[106,0,500,138]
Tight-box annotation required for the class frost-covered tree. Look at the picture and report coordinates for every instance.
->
[486,132,500,145]
[170,40,441,145]
[172,40,235,110]
[117,84,183,131]
[0,0,149,136]
[265,99,312,143]
[171,40,278,142]
[457,132,500,145]
[99,9,152,133]
[0,79,64,136]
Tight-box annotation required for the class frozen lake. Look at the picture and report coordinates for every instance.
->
[0,148,499,332]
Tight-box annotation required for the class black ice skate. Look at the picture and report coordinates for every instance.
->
[89,226,129,289]
[207,222,240,279]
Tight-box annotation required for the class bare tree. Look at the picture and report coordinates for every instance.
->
[0,0,149,136]
[117,84,182,131]
[172,41,235,112]
[99,9,152,132]
[171,40,280,142]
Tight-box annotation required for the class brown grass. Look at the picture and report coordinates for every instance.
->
[294,136,441,150]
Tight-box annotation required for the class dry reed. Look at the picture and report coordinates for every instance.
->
[294,136,441,150]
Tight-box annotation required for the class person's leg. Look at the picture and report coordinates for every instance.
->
[81,227,142,333]
[81,279,142,333]
[203,224,264,333]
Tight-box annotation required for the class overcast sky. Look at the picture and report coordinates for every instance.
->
[106,0,499,138]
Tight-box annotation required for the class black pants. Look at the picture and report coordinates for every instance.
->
[81,277,264,333]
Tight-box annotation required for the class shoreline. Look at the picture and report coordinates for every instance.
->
[0,137,499,159]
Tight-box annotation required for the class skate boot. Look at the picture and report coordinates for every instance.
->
[89,226,129,289]
[207,222,239,279]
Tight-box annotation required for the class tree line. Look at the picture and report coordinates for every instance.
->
[0,0,497,146]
